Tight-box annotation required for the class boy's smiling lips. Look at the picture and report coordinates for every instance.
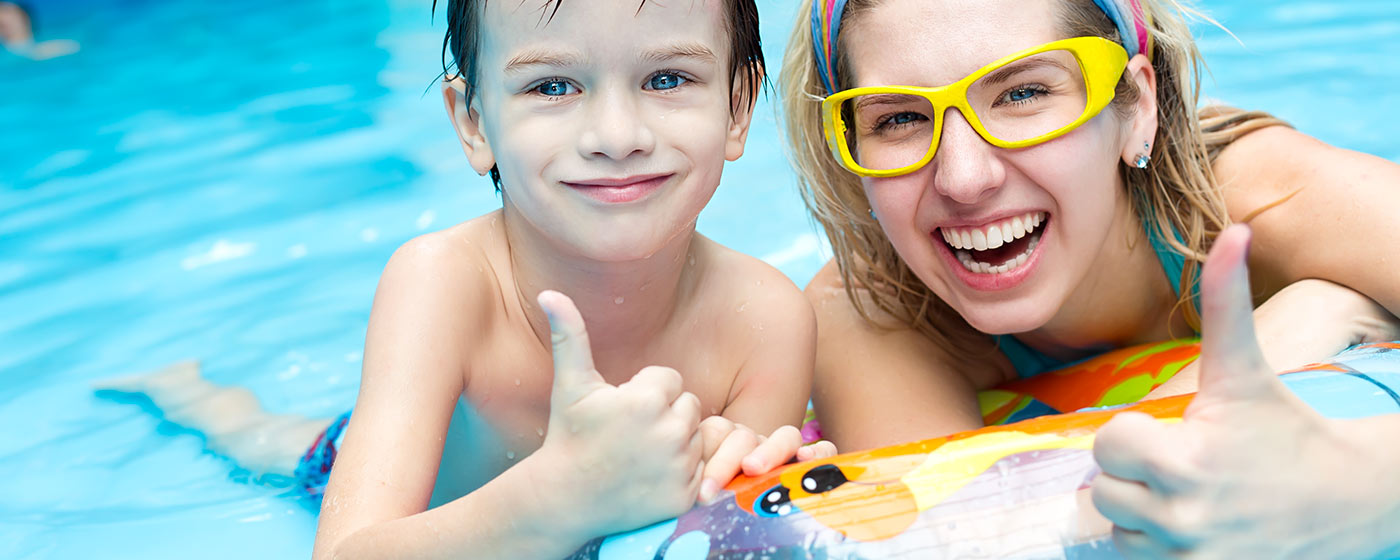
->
[562,173,673,204]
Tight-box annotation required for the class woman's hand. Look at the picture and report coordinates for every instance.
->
[531,291,705,538]
[1092,225,1400,558]
[1147,277,1400,399]
[696,417,838,503]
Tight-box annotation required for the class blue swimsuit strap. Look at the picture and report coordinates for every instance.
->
[996,216,1200,379]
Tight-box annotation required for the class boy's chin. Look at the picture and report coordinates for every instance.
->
[561,229,692,264]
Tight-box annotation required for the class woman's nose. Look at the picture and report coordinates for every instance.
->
[930,109,1006,204]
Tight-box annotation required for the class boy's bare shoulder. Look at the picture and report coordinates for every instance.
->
[376,212,509,329]
[692,236,814,335]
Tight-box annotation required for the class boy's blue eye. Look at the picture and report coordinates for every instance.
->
[647,72,687,91]
[534,80,576,97]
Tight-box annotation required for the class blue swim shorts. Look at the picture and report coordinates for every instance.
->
[294,410,351,498]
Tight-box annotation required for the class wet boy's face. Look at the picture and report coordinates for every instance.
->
[459,0,750,261]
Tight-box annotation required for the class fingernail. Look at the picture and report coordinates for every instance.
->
[699,479,718,502]
[741,457,761,474]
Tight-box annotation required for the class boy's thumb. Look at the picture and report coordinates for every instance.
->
[1193,224,1275,407]
[538,290,603,401]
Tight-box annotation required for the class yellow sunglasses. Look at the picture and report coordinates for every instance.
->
[821,36,1129,178]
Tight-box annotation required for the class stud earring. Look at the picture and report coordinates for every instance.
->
[1133,142,1151,169]
[869,208,878,221]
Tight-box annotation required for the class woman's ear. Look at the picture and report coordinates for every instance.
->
[1121,54,1159,166]
[442,78,496,175]
[724,61,763,162]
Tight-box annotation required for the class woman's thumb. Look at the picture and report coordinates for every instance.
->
[1194,224,1276,407]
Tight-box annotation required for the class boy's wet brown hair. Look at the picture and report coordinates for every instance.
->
[434,0,766,190]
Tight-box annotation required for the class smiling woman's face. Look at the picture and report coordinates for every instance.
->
[841,0,1138,335]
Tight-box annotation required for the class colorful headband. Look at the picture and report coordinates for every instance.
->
[810,0,1153,95]
[811,0,848,95]
[1091,0,1153,59]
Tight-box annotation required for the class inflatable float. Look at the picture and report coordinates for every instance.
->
[568,341,1400,559]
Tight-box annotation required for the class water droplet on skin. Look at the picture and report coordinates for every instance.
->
[736,302,747,313]
[614,296,624,305]
[689,256,696,266]
[536,427,545,437]
[640,283,650,292]
[506,451,516,460]
[514,378,521,386]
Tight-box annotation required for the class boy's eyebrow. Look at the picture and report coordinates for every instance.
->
[640,43,718,65]
[502,43,717,75]
[504,48,584,74]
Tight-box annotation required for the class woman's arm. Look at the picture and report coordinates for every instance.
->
[1219,125,1400,317]
[1148,278,1400,398]
[802,261,1004,451]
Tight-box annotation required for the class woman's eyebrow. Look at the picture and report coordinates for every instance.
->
[640,42,717,65]
[504,48,583,74]
[979,57,1073,85]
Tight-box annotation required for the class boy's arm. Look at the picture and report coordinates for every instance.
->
[716,272,816,436]
[312,238,589,559]
[690,271,823,498]
[314,240,705,559]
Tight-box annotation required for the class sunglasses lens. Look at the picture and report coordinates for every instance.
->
[968,49,1089,144]
[839,93,936,173]
[837,49,1091,174]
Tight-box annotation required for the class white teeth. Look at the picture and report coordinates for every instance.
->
[970,229,988,251]
[986,225,1004,249]
[940,212,1045,252]
[952,230,1041,275]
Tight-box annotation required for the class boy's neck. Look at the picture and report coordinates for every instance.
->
[499,208,697,373]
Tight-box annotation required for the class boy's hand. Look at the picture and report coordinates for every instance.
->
[696,417,839,503]
[535,290,705,536]
[1091,225,1399,558]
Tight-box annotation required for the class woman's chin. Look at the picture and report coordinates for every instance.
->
[954,303,1054,337]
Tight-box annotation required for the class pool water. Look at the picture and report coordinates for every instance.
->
[1,0,1396,558]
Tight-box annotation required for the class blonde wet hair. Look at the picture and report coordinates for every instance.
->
[781,0,1287,348]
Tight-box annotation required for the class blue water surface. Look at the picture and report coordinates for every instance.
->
[1,0,1396,558]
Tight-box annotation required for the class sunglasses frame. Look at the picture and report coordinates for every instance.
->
[821,36,1130,178]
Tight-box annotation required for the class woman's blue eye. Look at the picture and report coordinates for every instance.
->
[1000,85,1048,105]
[874,111,927,131]
[534,80,575,97]
[647,72,687,91]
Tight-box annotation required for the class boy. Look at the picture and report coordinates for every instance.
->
[101,0,824,557]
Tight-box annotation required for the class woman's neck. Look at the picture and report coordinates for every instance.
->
[1015,212,1191,363]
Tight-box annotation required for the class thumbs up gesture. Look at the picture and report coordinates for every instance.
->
[532,291,705,535]
[1091,225,1400,558]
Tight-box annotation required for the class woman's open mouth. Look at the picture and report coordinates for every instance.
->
[938,211,1046,275]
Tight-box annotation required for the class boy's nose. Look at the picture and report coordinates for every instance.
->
[577,89,656,161]
[930,109,1006,205]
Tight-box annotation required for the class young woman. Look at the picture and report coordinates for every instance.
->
[780,0,1400,555]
